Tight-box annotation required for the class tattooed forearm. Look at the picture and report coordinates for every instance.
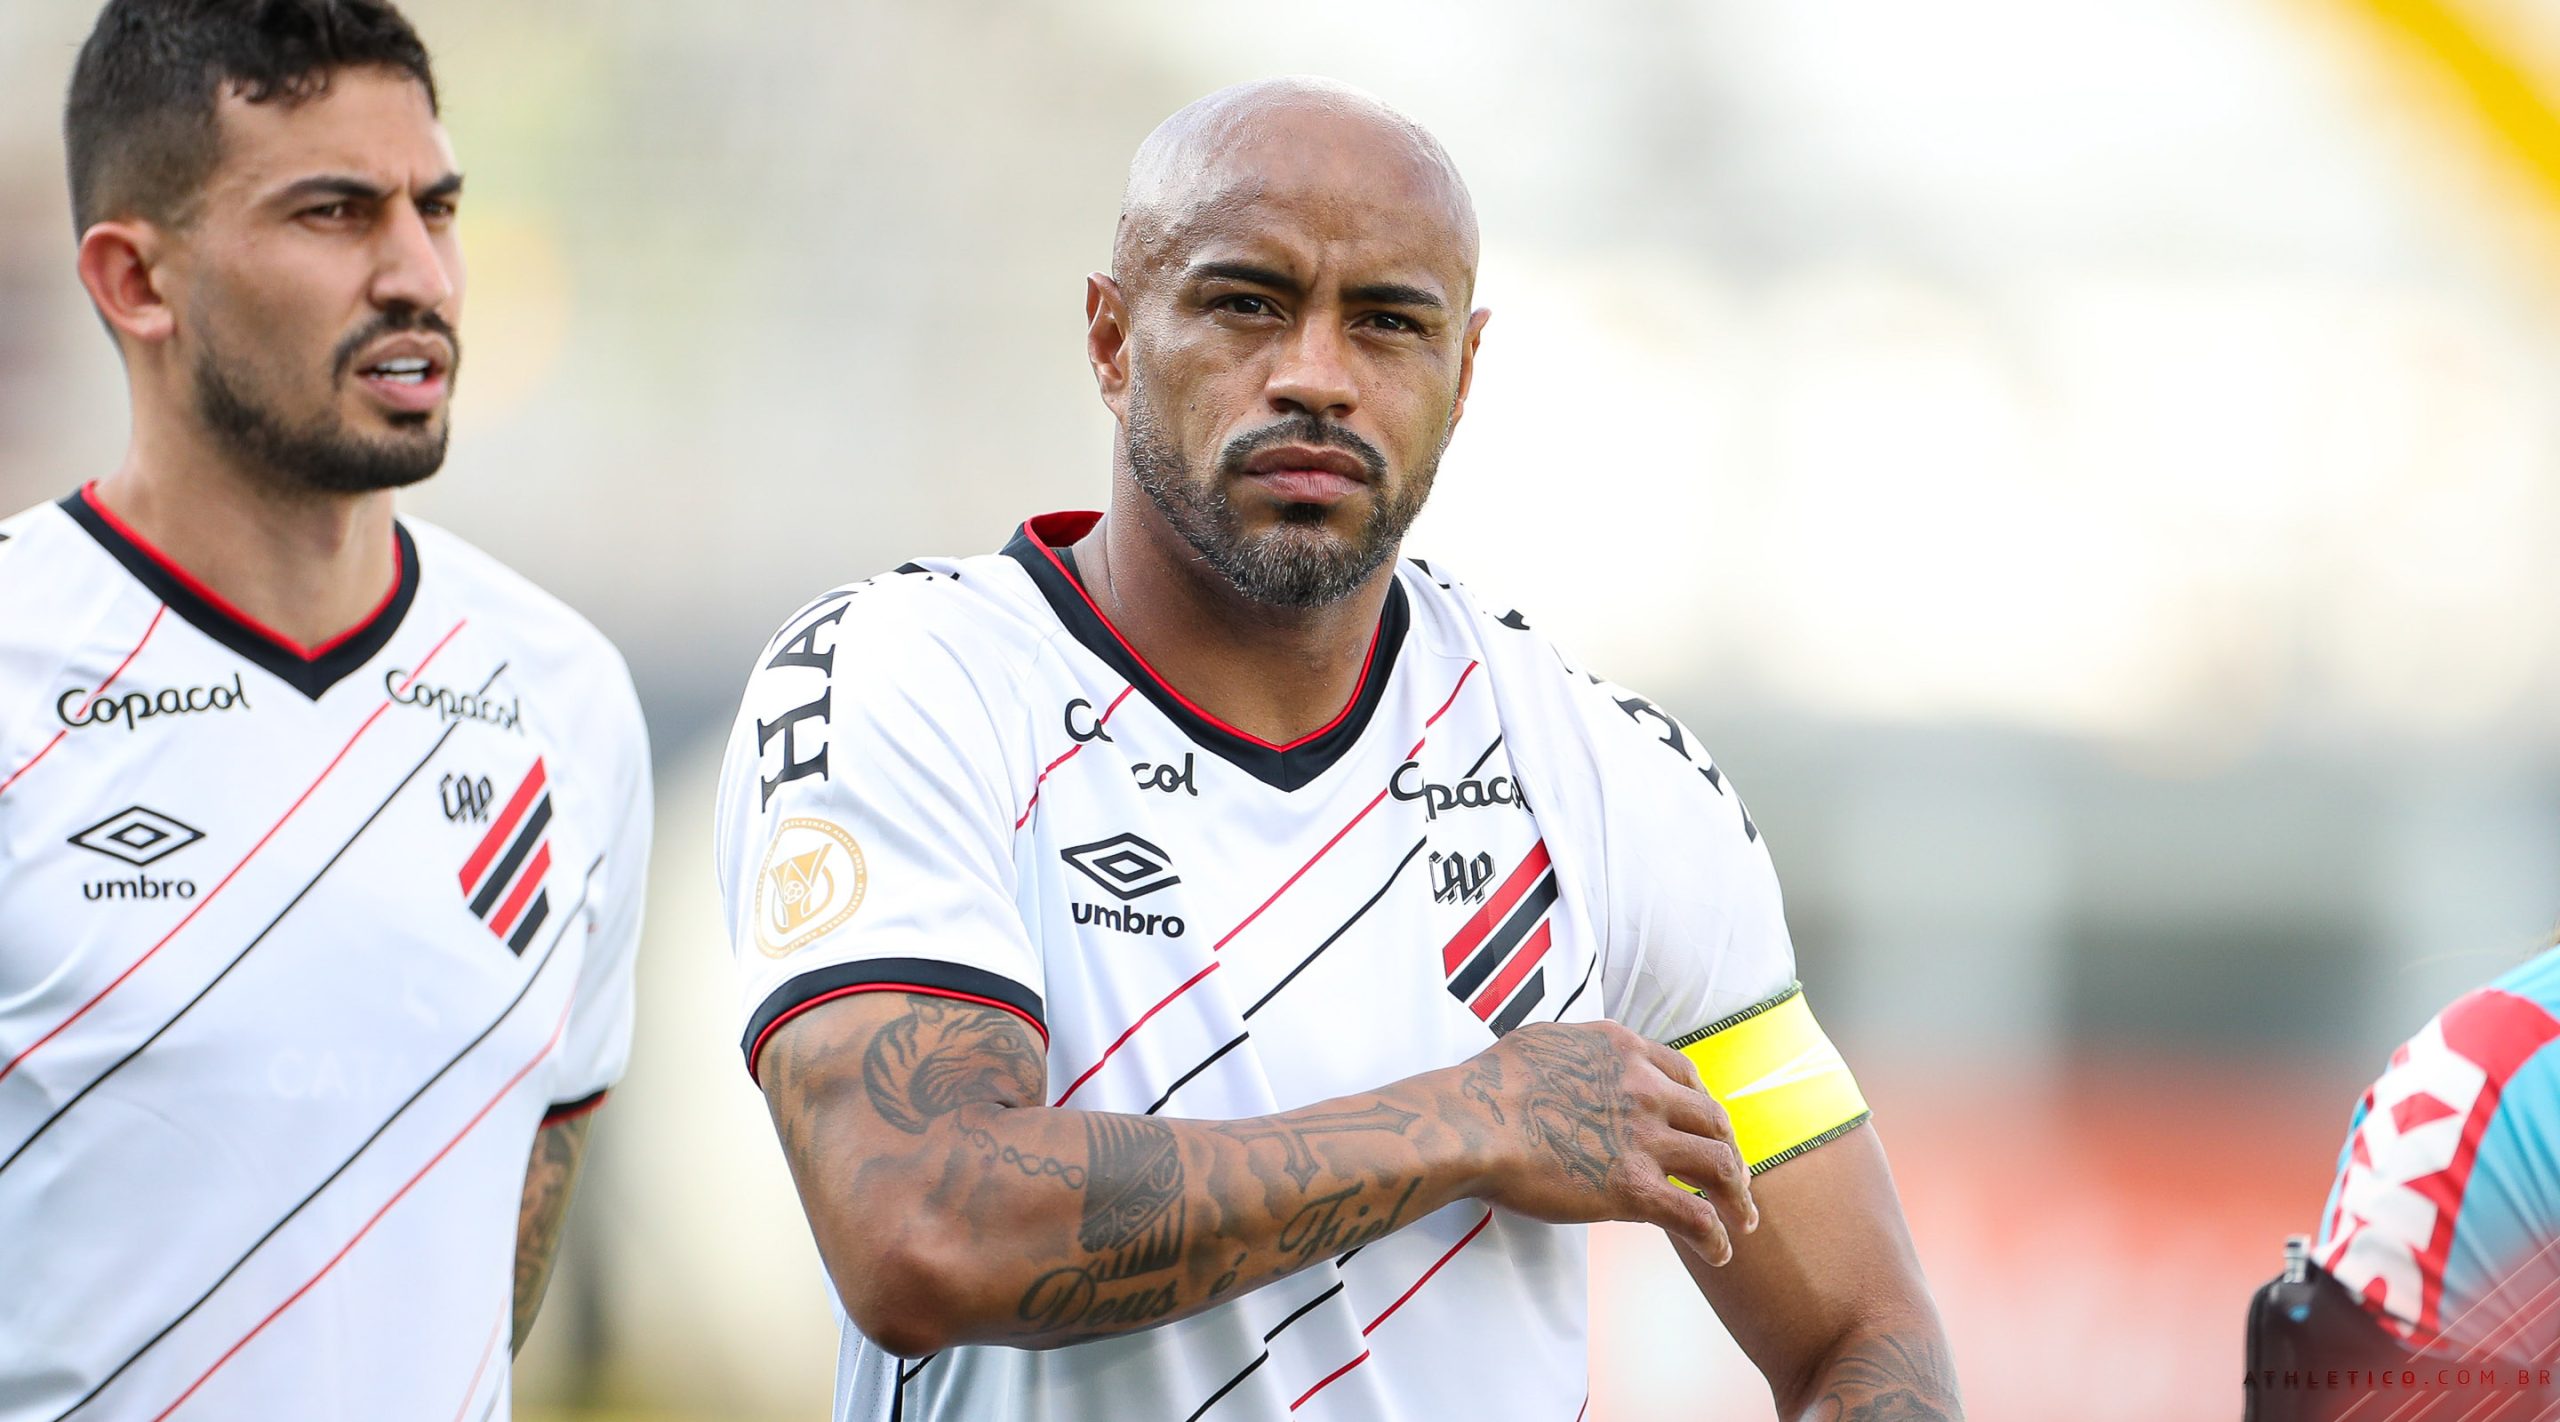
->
[765,990,1782,1357]
[762,990,1509,1355]
[1275,1178,1425,1267]
[1077,1115,1187,1279]
[1215,1102,1420,1189]
[1804,1329,1962,1422]
[511,1111,594,1355]
[978,1107,1431,1348]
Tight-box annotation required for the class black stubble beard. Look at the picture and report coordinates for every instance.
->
[1124,382,1442,610]
[191,316,454,496]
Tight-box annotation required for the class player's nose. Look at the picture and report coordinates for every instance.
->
[369,200,457,314]
[1265,317,1357,420]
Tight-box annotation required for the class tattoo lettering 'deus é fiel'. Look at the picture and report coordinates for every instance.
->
[1015,1115,1190,1334]
[860,997,1044,1134]
[1275,1178,1425,1268]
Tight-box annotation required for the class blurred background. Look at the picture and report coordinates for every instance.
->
[8,0,2560,1416]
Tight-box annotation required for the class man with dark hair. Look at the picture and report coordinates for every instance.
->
[64,0,437,236]
[717,78,1958,1421]
[0,3,651,1416]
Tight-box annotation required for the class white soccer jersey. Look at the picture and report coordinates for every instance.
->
[0,486,651,1422]
[714,512,1812,1422]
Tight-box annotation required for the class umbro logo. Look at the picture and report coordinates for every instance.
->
[69,805,203,866]
[1060,833,1181,901]
[70,805,203,903]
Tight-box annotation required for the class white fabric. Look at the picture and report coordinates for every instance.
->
[713,520,1795,1422]
[0,494,650,1422]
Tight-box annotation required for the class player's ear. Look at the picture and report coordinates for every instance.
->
[1448,306,1491,431]
[76,220,178,350]
[1086,272,1133,420]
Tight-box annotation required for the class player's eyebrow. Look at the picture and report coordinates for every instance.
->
[271,174,389,205]
[1190,262,1446,311]
[1343,280,1445,311]
[1190,261,1304,295]
[269,172,464,206]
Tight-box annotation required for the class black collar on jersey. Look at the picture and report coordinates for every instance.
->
[61,484,420,701]
[1001,511,1409,793]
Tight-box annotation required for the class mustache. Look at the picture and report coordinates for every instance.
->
[331,307,461,381]
[1216,414,1387,482]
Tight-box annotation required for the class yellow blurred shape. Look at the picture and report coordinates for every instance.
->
[2335,0,2560,209]
[454,209,572,422]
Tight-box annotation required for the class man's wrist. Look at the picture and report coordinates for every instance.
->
[1413,1065,1511,1203]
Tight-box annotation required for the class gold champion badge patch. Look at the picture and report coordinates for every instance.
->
[754,817,867,957]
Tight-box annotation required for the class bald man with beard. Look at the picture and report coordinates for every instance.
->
[714,79,1960,1422]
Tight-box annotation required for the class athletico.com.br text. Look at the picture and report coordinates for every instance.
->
[2248,1367,2557,1392]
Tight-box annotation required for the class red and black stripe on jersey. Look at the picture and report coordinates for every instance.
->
[0,654,507,1176]
[459,758,553,954]
[1439,841,1559,1036]
[0,641,608,1416]
[40,854,599,1420]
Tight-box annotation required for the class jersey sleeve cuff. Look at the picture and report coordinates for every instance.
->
[1667,982,1870,1176]
[541,1089,609,1126]
[742,957,1048,1083]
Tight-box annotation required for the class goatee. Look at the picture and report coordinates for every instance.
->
[1125,392,1438,610]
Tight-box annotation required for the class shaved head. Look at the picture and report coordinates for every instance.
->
[1084,78,1490,613]
[1112,77,1478,302]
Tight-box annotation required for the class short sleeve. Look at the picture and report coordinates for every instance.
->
[546,650,653,1117]
[713,583,1041,1084]
[1576,672,1796,1043]
[1563,670,1875,1172]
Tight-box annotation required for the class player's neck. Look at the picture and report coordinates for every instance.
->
[1075,500,1394,746]
[95,424,403,653]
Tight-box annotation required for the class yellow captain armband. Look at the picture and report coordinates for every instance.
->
[1668,983,1870,1181]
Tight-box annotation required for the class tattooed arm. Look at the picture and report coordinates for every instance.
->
[1675,1123,1962,1421]
[758,992,1755,1356]
[511,1110,596,1355]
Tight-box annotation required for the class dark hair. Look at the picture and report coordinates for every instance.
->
[64,0,438,234]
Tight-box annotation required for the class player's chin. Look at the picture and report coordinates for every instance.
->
[349,400,449,441]
[324,420,451,492]
[1243,487,1376,533]
[1241,512,1366,563]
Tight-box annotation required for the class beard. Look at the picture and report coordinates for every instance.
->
[1125,385,1443,610]
[191,311,456,496]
